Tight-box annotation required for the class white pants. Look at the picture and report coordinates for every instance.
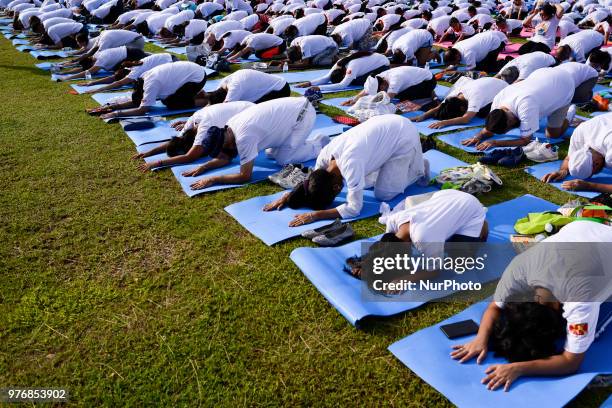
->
[269,106,320,165]
[373,151,425,201]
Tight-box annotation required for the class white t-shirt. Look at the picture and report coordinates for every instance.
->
[229,97,314,165]
[331,18,371,46]
[568,112,612,169]
[558,30,604,63]
[43,17,73,30]
[96,29,141,51]
[385,189,486,258]
[291,35,336,58]
[221,29,250,49]
[140,61,206,107]
[164,9,193,30]
[268,15,295,35]
[444,22,475,36]
[116,10,145,25]
[239,13,259,30]
[453,31,507,70]
[428,15,451,36]
[146,13,173,34]
[220,69,286,103]
[241,33,283,51]
[447,76,508,112]
[468,13,493,27]
[402,17,427,29]
[192,101,255,146]
[377,27,411,52]
[494,221,612,354]
[499,51,556,81]
[127,53,174,80]
[47,21,83,43]
[530,15,560,50]
[196,1,223,17]
[310,53,389,91]
[223,9,247,21]
[491,67,574,137]
[293,12,325,35]
[391,29,433,61]
[315,114,424,218]
[206,20,243,40]
[94,46,127,70]
[375,66,433,95]
[18,9,41,28]
[557,19,580,39]
[131,10,154,25]
[555,62,598,88]
[184,19,208,40]
[376,13,401,30]
[91,0,117,19]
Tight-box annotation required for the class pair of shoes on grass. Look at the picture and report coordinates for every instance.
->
[301,218,355,246]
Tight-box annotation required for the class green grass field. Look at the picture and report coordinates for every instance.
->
[0,37,610,406]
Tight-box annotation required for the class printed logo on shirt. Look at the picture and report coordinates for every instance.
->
[568,323,588,336]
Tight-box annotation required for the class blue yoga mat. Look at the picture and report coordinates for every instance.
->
[52,70,110,82]
[92,91,199,117]
[12,38,28,45]
[289,194,557,326]
[70,83,132,94]
[401,113,486,136]
[435,84,450,98]
[30,50,69,59]
[292,84,362,95]
[602,394,612,408]
[321,97,352,111]
[123,117,188,146]
[438,128,567,154]
[224,149,466,246]
[136,141,172,171]
[272,69,329,83]
[171,151,312,197]
[16,44,34,52]
[525,160,612,198]
[594,83,611,93]
[35,62,55,70]
[389,300,612,408]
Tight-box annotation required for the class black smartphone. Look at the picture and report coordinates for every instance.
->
[440,319,479,339]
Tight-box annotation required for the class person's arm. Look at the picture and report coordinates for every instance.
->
[59,65,101,81]
[554,3,564,19]
[229,46,254,60]
[562,179,612,193]
[413,103,443,122]
[476,135,530,150]
[542,155,570,182]
[189,159,254,190]
[461,127,494,146]
[84,77,133,93]
[450,301,501,363]
[181,157,232,177]
[100,103,149,119]
[82,74,120,87]
[481,351,584,391]
[316,72,353,92]
[341,89,366,105]
[522,7,537,27]
[138,145,205,172]
[132,142,169,160]
[429,110,477,128]
[306,69,333,87]
[289,208,341,226]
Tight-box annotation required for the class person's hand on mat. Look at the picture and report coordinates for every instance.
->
[411,114,425,122]
[137,162,155,172]
[86,106,113,116]
[171,121,186,130]
[340,98,356,106]
[289,212,317,227]
[475,140,498,151]
[308,86,320,91]
[450,337,488,363]
[561,179,588,191]
[131,152,145,160]
[182,166,206,177]
[263,193,290,211]
[428,121,448,129]
[481,364,521,392]
[190,176,217,190]
[295,81,311,88]
[541,169,568,183]
[100,112,118,120]
[461,135,482,146]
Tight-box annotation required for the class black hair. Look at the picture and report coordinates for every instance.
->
[380,233,403,242]
[540,3,555,18]
[500,65,519,84]
[113,68,130,80]
[589,49,612,71]
[422,10,432,20]
[287,169,337,210]
[490,302,566,362]
[76,32,89,45]
[486,109,509,134]
[79,57,94,71]
[284,24,298,40]
[467,5,477,14]
[135,21,150,36]
[286,45,302,62]
[293,8,304,19]
[166,130,196,157]
[436,97,469,119]
[12,14,23,30]
[443,48,461,65]
[207,88,228,105]
[556,44,571,61]
[189,31,205,45]
[331,33,343,45]
[449,16,460,26]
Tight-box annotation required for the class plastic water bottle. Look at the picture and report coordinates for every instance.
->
[282,61,288,72]
[425,61,430,70]
[85,70,92,81]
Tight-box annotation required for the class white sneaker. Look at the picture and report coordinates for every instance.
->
[526,143,558,163]
[277,167,311,189]
[566,104,576,124]
[522,139,540,154]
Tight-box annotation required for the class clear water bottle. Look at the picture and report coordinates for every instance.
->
[282,61,288,72]
[425,61,430,70]
[85,70,92,81]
